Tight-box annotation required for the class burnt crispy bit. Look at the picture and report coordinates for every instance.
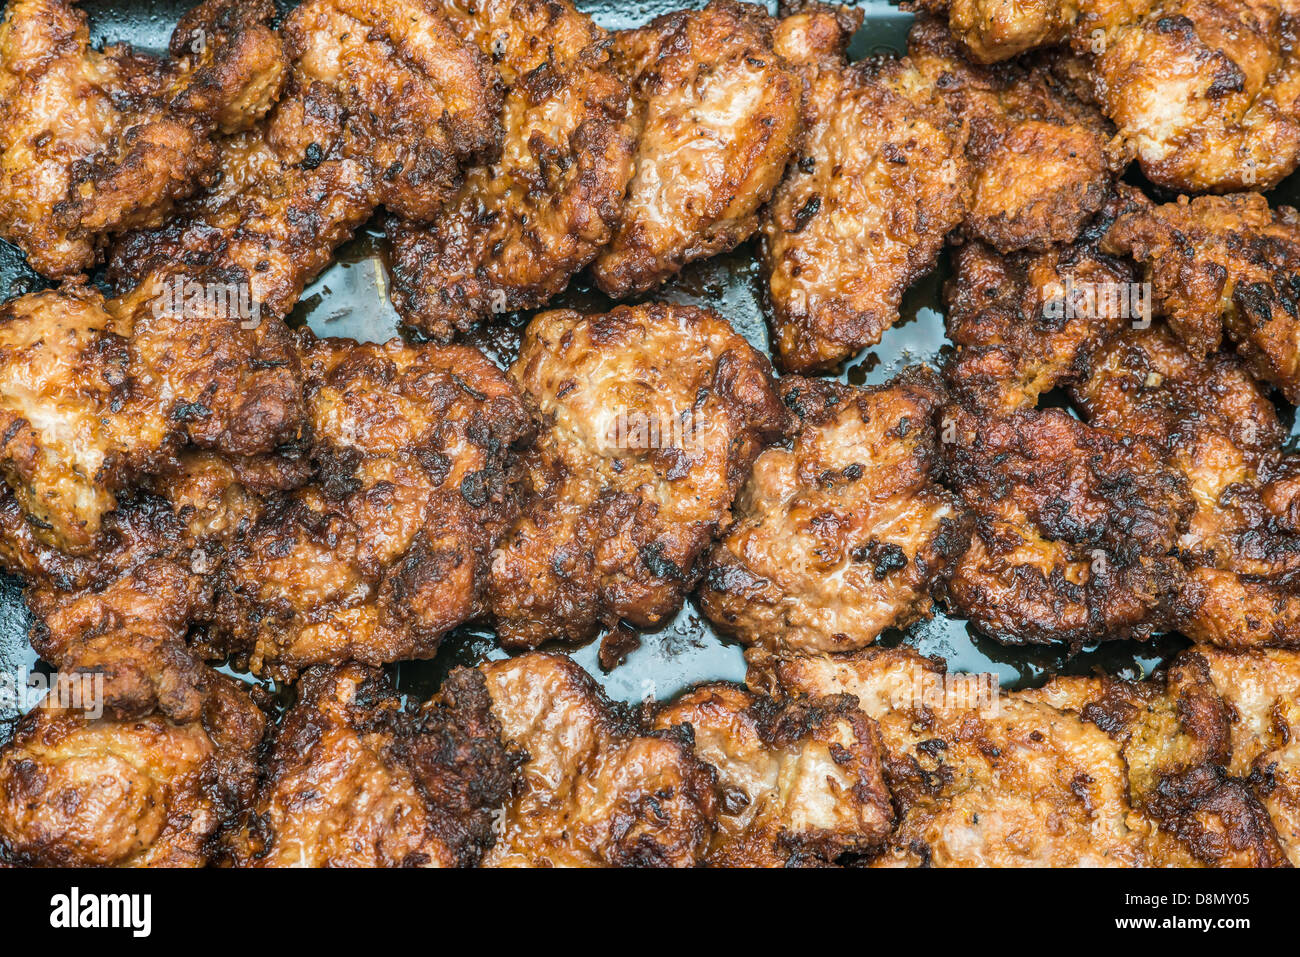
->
[226,663,520,867]
[488,304,787,649]
[942,188,1147,414]
[1104,192,1300,404]
[1074,324,1300,649]
[761,4,969,373]
[480,653,717,867]
[388,0,636,339]
[654,683,893,866]
[0,0,286,278]
[699,367,970,654]
[590,0,802,298]
[0,660,265,867]
[215,333,532,679]
[939,403,1191,645]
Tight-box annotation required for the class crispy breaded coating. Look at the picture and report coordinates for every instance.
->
[940,403,1191,645]
[216,333,532,679]
[653,683,892,866]
[487,304,787,649]
[908,17,1121,253]
[942,189,1147,413]
[0,0,286,278]
[109,0,502,317]
[1073,324,1300,648]
[904,0,1096,63]
[480,653,717,867]
[762,6,969,372]
[0,278,303,555]
[749,646,1155,866]
[1104,192,1300,404]
[226,663,520,867]
[388,0,636,340]
[590,0,801,298]
[0,662,264,866]
[699,369,970,655]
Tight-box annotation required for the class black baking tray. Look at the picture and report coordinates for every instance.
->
[0,0,1296,731]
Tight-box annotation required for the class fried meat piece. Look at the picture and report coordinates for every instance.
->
[215,333,532,679]
[0,0,286,278]
[762,6,969,372]
[108,0,502,317]
[699,369,970,654]
[1085,0,1300,193]
[0,277,305,553]
[749,646,1154,866]
[1073,324,1300,648]
[479,653,716,867]
[908,17,1121,253]
[939,403,1192,645]
[1029,649,1294,866]
[653,683,892,866]
[589,0,801,298]
[1104,192,1300,404]
[942,190,1146,413]
[388,0,636,339]
[903,0,1104,63]
[0,660,264,867]
[226,663,519,867]
[487,304,787,649]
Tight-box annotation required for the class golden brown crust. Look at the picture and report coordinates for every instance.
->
[908,16,1121,253]
[388,0,636,339]
[0,663,265,867]
[653,682,893,866]
[481,653,717,867]
[591,0,802,298]
[226,663,520,867]
[487,304,787,648]
[699,368,970,654]
[215,333,532,679]
[762,10,969,372]
[108,0,503,318]
[0,0,286,278]
[1104,192,1300,405]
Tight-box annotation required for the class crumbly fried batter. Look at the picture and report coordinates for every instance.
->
[942,192,1146,414]
[487,304,787,649]
[1073,324,1300,648]
[940,403,1191,645]
[699,369,969,655]
[388,0,635,340]
[749,645,1155,866]
[0,278,303,555]
[226,663,519,867]
[908,16,1121,253]
[108,0,502,317]
[590,0,801,298]
[0,0,285,278]
[762,6,969,372]
[1104,192,1300,404]
[480,652,717,867]
[216,333,532,679]
[653,683,892,866]
[0,661,264,866]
